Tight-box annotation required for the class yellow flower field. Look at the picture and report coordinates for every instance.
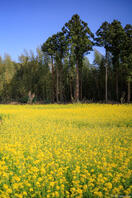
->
[0,104,132,198]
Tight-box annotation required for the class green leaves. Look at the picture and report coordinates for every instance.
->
[96,21,111,51]
[62,14,94,60]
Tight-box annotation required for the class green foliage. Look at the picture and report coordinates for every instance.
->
[62,14,94,101]
[62,14,94,61]
[96,21,111,51]
[18,96,29,103]
[93,49,103,66]
[0,15,131,103]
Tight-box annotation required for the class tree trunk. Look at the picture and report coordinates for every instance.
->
[127,79,131,103]
[80,68,82,101]
[96,78,99,101]
[105,64,108,103]
[105,51,108,103]
[59,60,63,102]
[75,60,79,102]
[51,57,55,103]
[116,71,119,101]
[56,65,59,103]
[70,77,73,102]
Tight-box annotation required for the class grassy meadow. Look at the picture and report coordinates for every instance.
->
[0,104,132,197]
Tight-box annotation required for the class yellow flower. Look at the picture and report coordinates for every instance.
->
[94,191,103,197]
[56,185,60,190]
[50,182,55,187]
[105,182,112,189]
[0,104,131,198]
[55,191,59,197]
[12,183,19,190]
[23,191,27,196]
[7,188,12,194]
[77,188,82,195]
[30,188,34,192]
[71,187,76,192]
[3,184,9,190]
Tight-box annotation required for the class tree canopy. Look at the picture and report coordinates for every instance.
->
[0,14,132,103]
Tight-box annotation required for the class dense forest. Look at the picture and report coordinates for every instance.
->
[0,14,132,103]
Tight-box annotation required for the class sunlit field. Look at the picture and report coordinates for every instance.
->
[0,104,132,198]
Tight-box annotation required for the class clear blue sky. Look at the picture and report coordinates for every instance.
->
[0,0,132,63]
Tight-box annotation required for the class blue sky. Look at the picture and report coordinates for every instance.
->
[0,0,132,63]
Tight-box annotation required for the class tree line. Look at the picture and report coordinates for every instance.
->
[0,14,132,103]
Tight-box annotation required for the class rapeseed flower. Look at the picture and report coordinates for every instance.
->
[0,104,131,197]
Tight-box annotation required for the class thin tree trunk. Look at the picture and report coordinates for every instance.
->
[70,77,73,102]
[128,79,131,103]
[105,51,108,103]
[96,79,99,101]
[116,71,119,101]
[51,57,55,103]
[60,60,63,102]
[105,64,108,103]
[76,60,79,102]
[56,65,59,103]
[80,68,82,101]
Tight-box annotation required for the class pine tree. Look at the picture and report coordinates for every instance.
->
[62,14,94,101]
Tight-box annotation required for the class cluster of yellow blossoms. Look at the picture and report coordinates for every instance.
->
[0,104,131,197]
